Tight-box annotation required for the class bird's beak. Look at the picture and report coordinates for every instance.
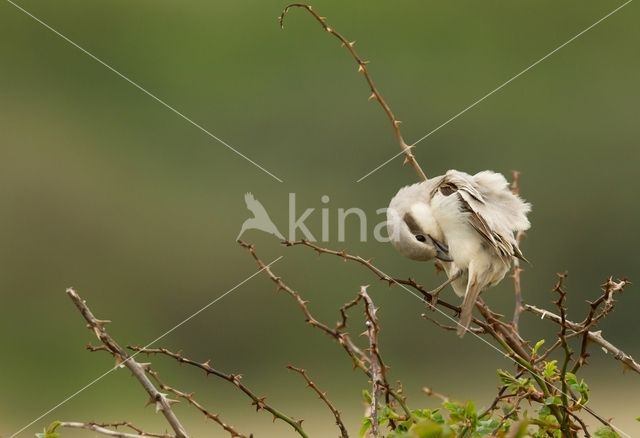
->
[429,235,453,262]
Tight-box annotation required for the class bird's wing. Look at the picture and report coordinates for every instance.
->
[434,170,526,263]
[244,192,270,219]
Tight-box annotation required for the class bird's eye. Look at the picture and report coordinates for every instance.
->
[415,234,427,243]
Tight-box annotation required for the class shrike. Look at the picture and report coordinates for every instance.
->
[387,170,531,336]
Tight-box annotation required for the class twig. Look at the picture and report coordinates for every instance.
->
[287,365,349,438]
[571,277,626,373]
[65,288,189,438]
[553,273,575,436]
[279,3,427,181]
[240,240,369,371]
[524,282,638,375]
[128,346,307,438]
[284,239,639,376]
[421,387,450,402]
[90,421,171,438]
[145,367,249,438]
[421,312,485,334]
[510,171,526,330]
[361,286,383,437]
[240,240,413,421]
[56,422,171,438]
[283,239,464,316]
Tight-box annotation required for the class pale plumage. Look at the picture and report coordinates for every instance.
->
[387,170,531,336]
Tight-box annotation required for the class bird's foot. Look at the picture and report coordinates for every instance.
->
[428,289,441,308]
[426,270,463,310]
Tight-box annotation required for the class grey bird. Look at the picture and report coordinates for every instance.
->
[237,193,285,241]
[387,170,531,336]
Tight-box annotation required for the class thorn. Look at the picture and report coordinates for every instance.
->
[368,93,377,101]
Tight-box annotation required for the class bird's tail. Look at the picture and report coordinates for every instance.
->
[457,279,482,338]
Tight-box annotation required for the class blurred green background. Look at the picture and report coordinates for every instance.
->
[1,0,639,436]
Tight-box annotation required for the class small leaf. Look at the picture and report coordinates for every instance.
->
[543,360,558,379]
[36,421,62,438]
[544,396,562,406]
[408,419,445,438]
[359,417,371,438]
[532,339,545,356]
[595,426,621,438]
[476,418,500,434]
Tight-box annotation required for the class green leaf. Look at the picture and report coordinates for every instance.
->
[476,418,500,435]
[409,419,446,438]
[543,360,558,379]
[532,339,545,356]
[359,417,372,438]
[362,389,372,404]
[36,421,61,438]
[595,426,621,438]
[565,372,589,406]
[544,396,562,406]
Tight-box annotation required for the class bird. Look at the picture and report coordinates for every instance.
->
[236,193,285,241]
[387,170,531,337]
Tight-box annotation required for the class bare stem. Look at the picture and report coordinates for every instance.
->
[510,171,526,330]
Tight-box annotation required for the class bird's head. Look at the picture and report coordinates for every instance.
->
[386,185,452,263]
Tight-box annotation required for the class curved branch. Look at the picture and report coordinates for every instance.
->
[279,3,427,181]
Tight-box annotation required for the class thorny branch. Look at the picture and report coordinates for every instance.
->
[144,367,248,438]
[282,239,637,375]
[524,277,637,375]
[277,238,635,435]
[287,365,349,438]
[53,422,171,438]
[127,346,308,438]
[238,240,414,422]
[361,286,384,437]
[66,288,189,438]
[52,5,637,437]
[554,273,575,437]
[279,3,427,181]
